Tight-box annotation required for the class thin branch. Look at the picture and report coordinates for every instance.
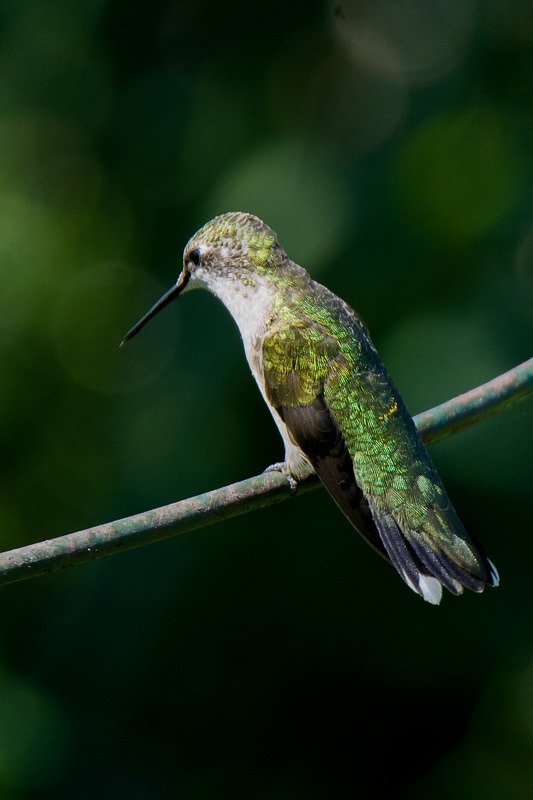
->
[1,357,531,588]
[415,356,533,444]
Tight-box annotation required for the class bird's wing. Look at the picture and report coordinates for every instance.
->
[330,352,499,601]
[263,322,391,561]
[263,322,498,604]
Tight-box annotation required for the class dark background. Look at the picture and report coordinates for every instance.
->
[0,0,532,797]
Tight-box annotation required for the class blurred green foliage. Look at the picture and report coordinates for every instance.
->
[0,0,532,797]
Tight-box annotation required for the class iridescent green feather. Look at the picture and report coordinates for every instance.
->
[262,279,491,587]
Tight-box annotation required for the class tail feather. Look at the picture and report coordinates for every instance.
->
[407,533,477,593]
[368,505,444,604]
[368,501,497,604]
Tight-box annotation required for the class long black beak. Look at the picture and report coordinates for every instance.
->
[120,269,190,346]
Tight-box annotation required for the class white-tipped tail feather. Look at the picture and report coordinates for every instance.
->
[368,501,497,604]
[417,575,444,605]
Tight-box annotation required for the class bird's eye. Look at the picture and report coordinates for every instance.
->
[188,248,200,267]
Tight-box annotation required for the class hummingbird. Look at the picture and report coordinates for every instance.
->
[122,212,499,604]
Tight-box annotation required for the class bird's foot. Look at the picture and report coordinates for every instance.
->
[263,462,299,494]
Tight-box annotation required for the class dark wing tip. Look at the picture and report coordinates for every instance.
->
[281,397,390,561]
[368,502,499,604]
[275,390,499,605]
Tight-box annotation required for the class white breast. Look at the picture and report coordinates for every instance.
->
[197,269,275,371]
[196,269,312,479]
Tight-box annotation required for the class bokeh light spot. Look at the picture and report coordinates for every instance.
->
[332,0,477,84]
[393,108,521,243]
[208,138,354,271]
[380,309,531,495]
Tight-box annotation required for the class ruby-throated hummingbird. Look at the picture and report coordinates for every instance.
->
[122,212,499,604]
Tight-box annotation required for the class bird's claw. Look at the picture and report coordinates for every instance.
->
[263,462,299,494]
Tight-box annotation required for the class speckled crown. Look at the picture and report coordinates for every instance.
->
[187,212,283,268]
